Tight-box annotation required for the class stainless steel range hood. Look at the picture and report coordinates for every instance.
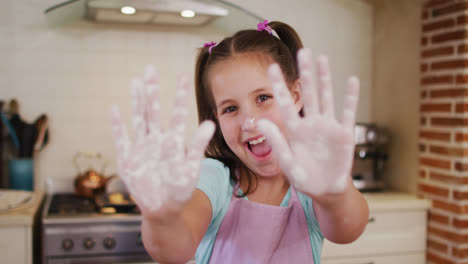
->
[88,0,228,26]
[45,0,263,29]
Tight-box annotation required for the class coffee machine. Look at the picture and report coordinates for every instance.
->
[352,123,389,191]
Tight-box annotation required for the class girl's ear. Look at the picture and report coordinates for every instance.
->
[290,79,303,113]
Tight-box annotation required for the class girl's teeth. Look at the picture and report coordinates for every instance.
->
[249,136,265,145]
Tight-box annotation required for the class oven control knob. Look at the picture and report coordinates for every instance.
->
[83,238,95,249]
[103,237,116,249]
[137,233,143,247]
[62,239,74,251]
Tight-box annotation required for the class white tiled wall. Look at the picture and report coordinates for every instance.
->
[0,0,373,191]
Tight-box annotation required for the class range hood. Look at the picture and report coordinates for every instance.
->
[45,0,262,28]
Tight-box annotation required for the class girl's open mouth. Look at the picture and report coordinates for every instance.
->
[245,136,272,159]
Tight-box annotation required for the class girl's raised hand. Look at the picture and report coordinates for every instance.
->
[111,66,215,220]
[258,50,359,197]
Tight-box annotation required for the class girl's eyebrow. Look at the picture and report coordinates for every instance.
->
[249,87,269,96]
[217,99,234,109]
[216,87,270,109]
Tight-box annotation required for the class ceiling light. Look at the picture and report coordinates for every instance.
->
[45,0,267,28]
[121,6,135,15]
[181,9,195,18]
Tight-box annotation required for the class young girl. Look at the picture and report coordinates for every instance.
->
[111,20,369,264]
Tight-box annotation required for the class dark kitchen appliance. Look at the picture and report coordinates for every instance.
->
[352,123,389,191]
[41,192,152,264]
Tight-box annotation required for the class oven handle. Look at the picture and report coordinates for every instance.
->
[46,253,153,264]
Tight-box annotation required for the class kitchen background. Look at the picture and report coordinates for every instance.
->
[1,0,420,193]
[7,0,460,263]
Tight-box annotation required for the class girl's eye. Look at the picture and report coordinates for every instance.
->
[223,106,237,114]
[257,94,271,103]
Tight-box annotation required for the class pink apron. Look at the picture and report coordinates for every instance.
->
[208,186,314,264]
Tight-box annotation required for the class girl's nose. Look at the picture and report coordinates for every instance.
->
[242,117,256,131]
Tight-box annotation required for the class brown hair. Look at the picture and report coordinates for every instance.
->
[195,21,303,196]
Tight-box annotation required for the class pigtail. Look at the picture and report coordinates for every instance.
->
[195,47,212,125]
[269,21,303,78]
[195,47,219,159]
[195,48,220,162]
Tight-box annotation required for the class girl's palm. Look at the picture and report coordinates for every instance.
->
[258,50,359,196]
[111,66,215,219]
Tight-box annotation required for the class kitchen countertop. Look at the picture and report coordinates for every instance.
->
[0,191,44,226]
[0,191,428,226]
[0,191,427,226]
[362,191,431,212]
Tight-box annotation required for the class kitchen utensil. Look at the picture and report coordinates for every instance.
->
[32,114,49,155]
[73,152,116,198]
[19,123,36,158]
[0,111,20,149]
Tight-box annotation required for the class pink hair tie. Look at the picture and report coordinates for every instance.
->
[257,20,272,35]
[204,41,217,54]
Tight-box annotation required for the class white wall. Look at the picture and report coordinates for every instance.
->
[0,0,373,191]
[372,0,422,193]
[236,0,374,123]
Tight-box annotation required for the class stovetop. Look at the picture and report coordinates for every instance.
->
[48,194,98,215]
[43,193,142,224]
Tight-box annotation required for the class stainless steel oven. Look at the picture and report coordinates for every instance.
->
[42,193,153,264]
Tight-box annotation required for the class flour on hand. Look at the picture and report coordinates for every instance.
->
[111,65,215,213]
[257,50,359,196]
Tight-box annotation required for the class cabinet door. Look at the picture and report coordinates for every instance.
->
[322,252,425,264]
[0,226,29,264]
[322,210,427,257]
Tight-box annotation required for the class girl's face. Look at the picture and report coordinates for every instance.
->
[209,54,302,178]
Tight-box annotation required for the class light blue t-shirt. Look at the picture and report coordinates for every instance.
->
[195,158,324,264]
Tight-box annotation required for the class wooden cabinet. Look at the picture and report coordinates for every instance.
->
[322,192,430,264]
[322,253,425,264]
[0,225,32,263]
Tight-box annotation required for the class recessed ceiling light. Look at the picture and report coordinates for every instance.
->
[121,6,135,15]
[181,10,195,18]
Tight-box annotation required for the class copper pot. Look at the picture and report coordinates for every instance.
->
[73,152,116,198]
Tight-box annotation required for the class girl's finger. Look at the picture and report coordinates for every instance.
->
[342,77,360,130]
[185,120,216,182]
[131,79,146,144]
[169,120,214,203]
[298,48,319,118]
[268,64,301,135]
[144,65,162,134]
[110,106,134,188]
[256,119,298,181]
[317,55,335,119]
[170,75,191,141]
